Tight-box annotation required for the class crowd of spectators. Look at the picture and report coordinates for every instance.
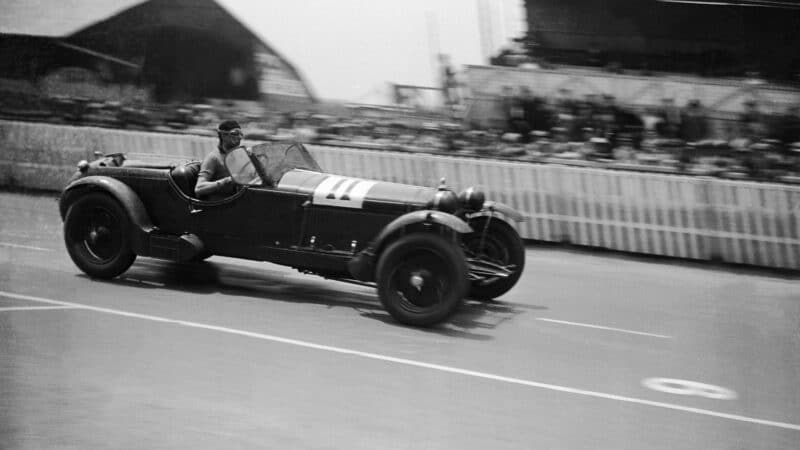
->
[484,87,800,182]
[2,85,800,183]
[267,91,800,183]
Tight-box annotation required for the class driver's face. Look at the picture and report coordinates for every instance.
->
[220,129,243,150]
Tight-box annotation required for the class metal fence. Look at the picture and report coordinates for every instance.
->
[1,120,798,269]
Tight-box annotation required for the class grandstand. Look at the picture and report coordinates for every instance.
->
[522,0,800,81]
[464,0,800,129]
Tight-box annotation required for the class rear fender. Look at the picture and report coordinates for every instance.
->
[60,176,155,255]
[347,210,472,282]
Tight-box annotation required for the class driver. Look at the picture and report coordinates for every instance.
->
[195,120,244,200]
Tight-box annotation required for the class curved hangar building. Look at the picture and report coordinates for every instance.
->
[0,0,314,106]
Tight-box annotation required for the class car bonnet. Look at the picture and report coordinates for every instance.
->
[278,169,436,210]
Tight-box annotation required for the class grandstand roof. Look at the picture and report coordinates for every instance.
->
[524,0,800,79]
[0,0,147,37]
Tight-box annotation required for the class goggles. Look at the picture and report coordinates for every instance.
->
[219,129,244,138]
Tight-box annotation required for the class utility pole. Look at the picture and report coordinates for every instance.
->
[425,11,441,86]
[476,0,495,64]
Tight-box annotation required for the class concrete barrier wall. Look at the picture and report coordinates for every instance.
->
[1,120,798,269]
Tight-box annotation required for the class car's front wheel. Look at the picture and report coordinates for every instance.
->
[376,233,468,327]
[463,218,525,300]
[63,192,136,279]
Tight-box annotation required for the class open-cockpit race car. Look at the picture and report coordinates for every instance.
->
[59,142,526,326]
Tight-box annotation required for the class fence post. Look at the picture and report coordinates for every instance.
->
[700,176,721,262]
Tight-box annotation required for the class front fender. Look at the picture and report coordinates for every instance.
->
[382,210,472,235]
[60,176,155,254]
[347,210,472,281]
[473,201,525,223]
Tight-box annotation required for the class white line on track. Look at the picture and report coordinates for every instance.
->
[1,290,797,432]
[0,242,51,252]
[0,306,76,312]
[536,318,672,339]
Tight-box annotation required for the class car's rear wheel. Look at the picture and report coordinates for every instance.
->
[376,233,468,327]
[463,218,525,300]
[64,192,136,279]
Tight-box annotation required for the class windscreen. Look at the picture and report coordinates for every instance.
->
[249,142,322,185]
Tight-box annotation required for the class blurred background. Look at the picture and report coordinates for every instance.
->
[1,0,800,182]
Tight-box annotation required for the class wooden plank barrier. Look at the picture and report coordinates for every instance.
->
[1,120,798,269]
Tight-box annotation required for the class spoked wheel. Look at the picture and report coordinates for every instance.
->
[463,218,525,300]
[376,233,468,327]
[64,192,136,279]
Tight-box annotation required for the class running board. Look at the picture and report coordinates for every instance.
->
[146,233,205,262]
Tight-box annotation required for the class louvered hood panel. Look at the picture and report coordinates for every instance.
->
[278,170,436,211]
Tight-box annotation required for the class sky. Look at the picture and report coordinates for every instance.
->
[217,0,525,103]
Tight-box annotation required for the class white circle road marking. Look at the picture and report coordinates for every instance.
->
[1,290,796,432]
[643,378,738,400]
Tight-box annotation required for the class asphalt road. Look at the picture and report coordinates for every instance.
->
[1,191,798,449]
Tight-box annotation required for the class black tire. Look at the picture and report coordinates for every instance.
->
[63,192,136,279]
[376,233,468,327]
[463,218,525,300]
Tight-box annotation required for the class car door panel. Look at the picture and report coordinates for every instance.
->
[194,187,307,258]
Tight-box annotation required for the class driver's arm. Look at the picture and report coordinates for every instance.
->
[195,175,233,198]
[194,154,234,199]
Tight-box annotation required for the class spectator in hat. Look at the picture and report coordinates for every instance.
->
[518,86,538,142]
[195,119,243,200]
[554,99,576,138]
[641,107,664,142]
[679,99,710,143]
[439,54,461,107]
[614,104,645,148]
[499,86,517,131]
[527,94,554,134]
[587,136,613,160]
[773,105,800,147]
[570,102,597,142]
[595,94,621,143]
[507,87,530,136]
[556,88,576,115]
[739,100,766,139]
[612,134,636,162]
[656,97,681,138]
[550,126,571,154]
[575,127,596,158]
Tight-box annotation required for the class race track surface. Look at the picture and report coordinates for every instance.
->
[1,191,798,449]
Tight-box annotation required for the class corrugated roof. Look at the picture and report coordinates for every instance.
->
[0,0,148,37]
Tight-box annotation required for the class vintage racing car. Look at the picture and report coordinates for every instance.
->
[59,142,526,326]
